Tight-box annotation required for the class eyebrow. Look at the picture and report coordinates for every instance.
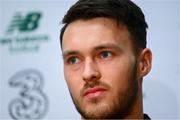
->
[93,43,123,52]
[63,51,80,58]
[63,43,123,58]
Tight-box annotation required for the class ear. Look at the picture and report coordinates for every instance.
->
[137,48,152,78]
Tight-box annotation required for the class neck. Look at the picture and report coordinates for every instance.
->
[124,89,144,119]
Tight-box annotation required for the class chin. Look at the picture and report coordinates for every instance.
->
[80,101,118,119]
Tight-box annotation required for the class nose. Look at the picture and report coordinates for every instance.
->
[82,59,101,82]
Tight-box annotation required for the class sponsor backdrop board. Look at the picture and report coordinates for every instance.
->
[0,0,180,119]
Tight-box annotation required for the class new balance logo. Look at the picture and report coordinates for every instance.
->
[7,12,42,33]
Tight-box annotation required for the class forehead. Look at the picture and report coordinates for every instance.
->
[62,17,133,53]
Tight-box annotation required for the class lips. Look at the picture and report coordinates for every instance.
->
[83,87,107,99]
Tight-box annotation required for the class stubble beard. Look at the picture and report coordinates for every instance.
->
[69,62,139,119]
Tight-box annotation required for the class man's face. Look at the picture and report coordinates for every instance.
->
[62,18,139,119]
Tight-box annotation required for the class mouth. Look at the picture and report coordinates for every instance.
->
[83,87,107,99]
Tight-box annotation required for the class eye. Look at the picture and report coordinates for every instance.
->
[67,57,80,64]
[99,51,112,59]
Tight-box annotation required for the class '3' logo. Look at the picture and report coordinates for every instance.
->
[8,69,48,120]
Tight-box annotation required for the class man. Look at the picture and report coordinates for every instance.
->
[60,0,152,119]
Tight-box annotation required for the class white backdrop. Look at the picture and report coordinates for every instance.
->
[0,0,180,119]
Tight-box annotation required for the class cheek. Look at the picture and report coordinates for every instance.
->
[64,68,83,97]
[99,57,134,90]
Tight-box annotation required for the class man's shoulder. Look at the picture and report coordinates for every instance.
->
[144,114,151,120]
